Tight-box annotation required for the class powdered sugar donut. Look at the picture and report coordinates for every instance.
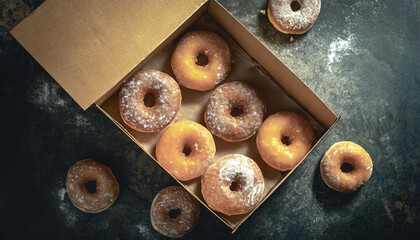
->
[171,30,231,91]
[268,0,321,34]
[201,154,265,216]
[150,186,200,238]
[66,159,119,213]
[119,70,181,132]
[321,141,373,192]
[205,81,266,142]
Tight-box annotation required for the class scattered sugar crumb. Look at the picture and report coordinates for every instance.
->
[134,223,152,237]
[380,134,390,143]
[30,76,69,112]
[327,34,355,72]
[54,186,78,227]
[66,114,93,129]
[260,10,266,15]
[58,187,66,201]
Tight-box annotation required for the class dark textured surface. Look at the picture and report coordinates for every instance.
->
[1,0,419,239]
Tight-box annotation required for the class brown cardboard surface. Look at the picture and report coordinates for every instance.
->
[11,0,208,110]
[99,14,330,230]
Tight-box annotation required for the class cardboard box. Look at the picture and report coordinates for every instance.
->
[11,0,339,233]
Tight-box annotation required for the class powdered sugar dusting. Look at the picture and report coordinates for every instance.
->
[270,0,321,31]
[30,75,70,113]
[58,187,66,201]
[219,155,255,190]
[120,70,181,131]
[66,159,119,213]
[202,154,264,215]
[219,154,264,206]
[327,34,355,72]
[53,186,79,227]
[206,81,266,141]
[134,223,153,238]
[150,186,200,238]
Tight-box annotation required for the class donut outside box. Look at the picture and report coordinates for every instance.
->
[12,0,339,233]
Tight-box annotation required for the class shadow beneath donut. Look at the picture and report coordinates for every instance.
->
[312,158,359,210]
[256,11,308,45]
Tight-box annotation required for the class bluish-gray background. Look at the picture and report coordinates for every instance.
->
[0,0,419,239]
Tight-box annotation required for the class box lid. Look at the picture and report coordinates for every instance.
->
[11,0,208,110]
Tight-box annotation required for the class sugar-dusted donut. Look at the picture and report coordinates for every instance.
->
[321,141,373,192]
[66,159,119,213]
[171,30,231,91]
[205,81,266,142]
[119,70,181,132]
[268,0,321,34]
[257,111,315,171]
[156,120,216,181]
[201,154,265,216]
[150,186,201,238]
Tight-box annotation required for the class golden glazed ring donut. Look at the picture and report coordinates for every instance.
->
[156,120,216,181]
[150,186,200,238]
[171,30,231,91]
[320,141,373,192]
[201,154,265,216]
[119,70,181,132]
[256,111,315,171]
[205,81,266,142]
[66,159,119,213]
[268,0,321,34]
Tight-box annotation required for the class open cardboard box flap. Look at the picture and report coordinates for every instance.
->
[11,0,208,110]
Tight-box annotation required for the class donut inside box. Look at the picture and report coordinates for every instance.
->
[11,0,339,233]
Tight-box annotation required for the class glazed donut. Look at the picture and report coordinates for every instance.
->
[150,186,201,238]
[66,159,119,213]
[320,141,373,192]
[205,81,266,142]
[156,120,216,181]
[268,0,321,34]
[201,154,265,216]
[171,30,231,91]
[257,111,315,171]
[119,70,181,132]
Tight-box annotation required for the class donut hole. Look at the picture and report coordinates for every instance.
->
[229,174,246,192]
[341,162,354,173]
[168,208,181,219]
[290,0,301,12]
[195,53,209,66]
[84,180,97,194]
[143,93,156,107]
[183,145,192,157]
[281,136,292,146]
[230,106,244,117]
